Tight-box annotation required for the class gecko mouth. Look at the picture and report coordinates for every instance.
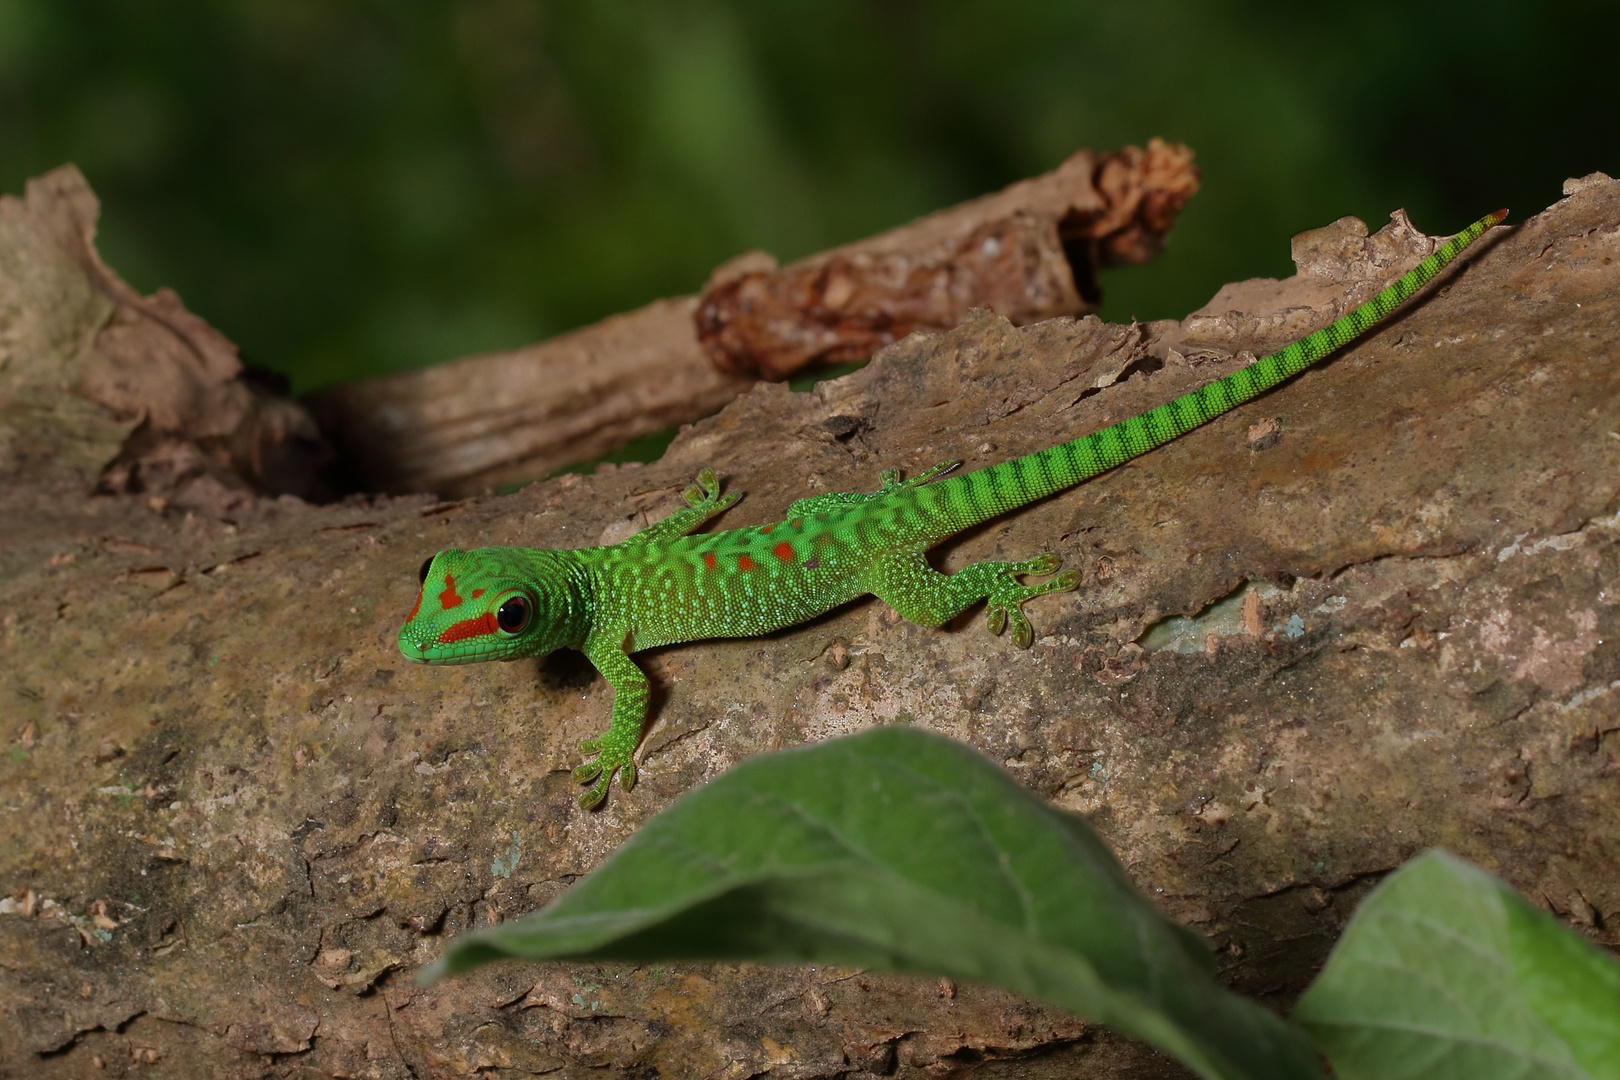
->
[398,636,436,663]
[399,637,499,665]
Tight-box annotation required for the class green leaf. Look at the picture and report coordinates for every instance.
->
[425,727,1321,1080]
[1295,850,1620,1080]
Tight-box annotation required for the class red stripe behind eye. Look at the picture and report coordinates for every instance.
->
[438,613,498,644]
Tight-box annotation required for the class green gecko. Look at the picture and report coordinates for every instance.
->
[399,210,1506,808]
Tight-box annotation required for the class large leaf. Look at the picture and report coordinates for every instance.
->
[425,727,1321,1080]
[1295,850,1620,1079]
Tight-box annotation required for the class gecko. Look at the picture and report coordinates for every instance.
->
[399,210,1506,808]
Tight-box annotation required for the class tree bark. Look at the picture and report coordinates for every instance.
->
[2,169,1617,1079]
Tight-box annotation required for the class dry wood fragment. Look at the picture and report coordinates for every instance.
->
[696,138,1199,379]
[307,141,1198,498]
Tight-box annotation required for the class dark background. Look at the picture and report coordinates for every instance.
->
[2,0,1612,394]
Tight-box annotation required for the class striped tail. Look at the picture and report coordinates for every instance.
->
[934,209,1507,528]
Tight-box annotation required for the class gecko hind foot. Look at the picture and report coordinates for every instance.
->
[883,458,961,492]
[984,554,1080,649]
[786,460,963,519]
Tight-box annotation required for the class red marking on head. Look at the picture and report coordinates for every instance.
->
[760,523,774,534]
[773,541,795,563]
[438,612,498,644]
[791,519,802,529]
[406,589,424,623]
[737,555,756,571]
[471,588,485,598]
[439,574,464,610]
[703,552,717,571]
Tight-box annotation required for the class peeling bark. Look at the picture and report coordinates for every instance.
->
[694,139,1199,379]
[2,169,1617,1079]
[0,166,333,511]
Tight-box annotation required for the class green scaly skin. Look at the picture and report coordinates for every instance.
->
[399,210,1506,808]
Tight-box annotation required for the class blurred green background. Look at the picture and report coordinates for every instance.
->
[1,0,1613,396]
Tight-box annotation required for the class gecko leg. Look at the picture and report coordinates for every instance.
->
[786,459,961,518]
[571,639,651,808]
[628,467,742,546]
[866,550,1079,648]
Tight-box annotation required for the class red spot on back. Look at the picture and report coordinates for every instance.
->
[471,588,485,598]
[438,613,498,644]
[773,541,795,563]
[791,519,802,529]
[737,555,756,571]
[703,552,717,570]
[760,523,774,534]
[439,574,464,610]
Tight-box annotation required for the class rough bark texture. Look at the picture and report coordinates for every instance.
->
[307,141,1197,500]
[2,169,1618,1080]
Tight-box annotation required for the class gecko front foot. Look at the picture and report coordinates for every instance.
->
[983,553,1080,649]
[683,467,739,514]
[571,733,639,809]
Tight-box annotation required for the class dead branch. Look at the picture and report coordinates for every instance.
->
[306,141,1197,497]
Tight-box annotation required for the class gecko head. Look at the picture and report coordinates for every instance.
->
[398,548,574,665]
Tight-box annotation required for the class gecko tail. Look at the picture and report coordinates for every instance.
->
[932,207,1507,529]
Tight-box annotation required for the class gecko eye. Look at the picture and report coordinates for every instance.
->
[418,557,433,584]
[496,595,532,634]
